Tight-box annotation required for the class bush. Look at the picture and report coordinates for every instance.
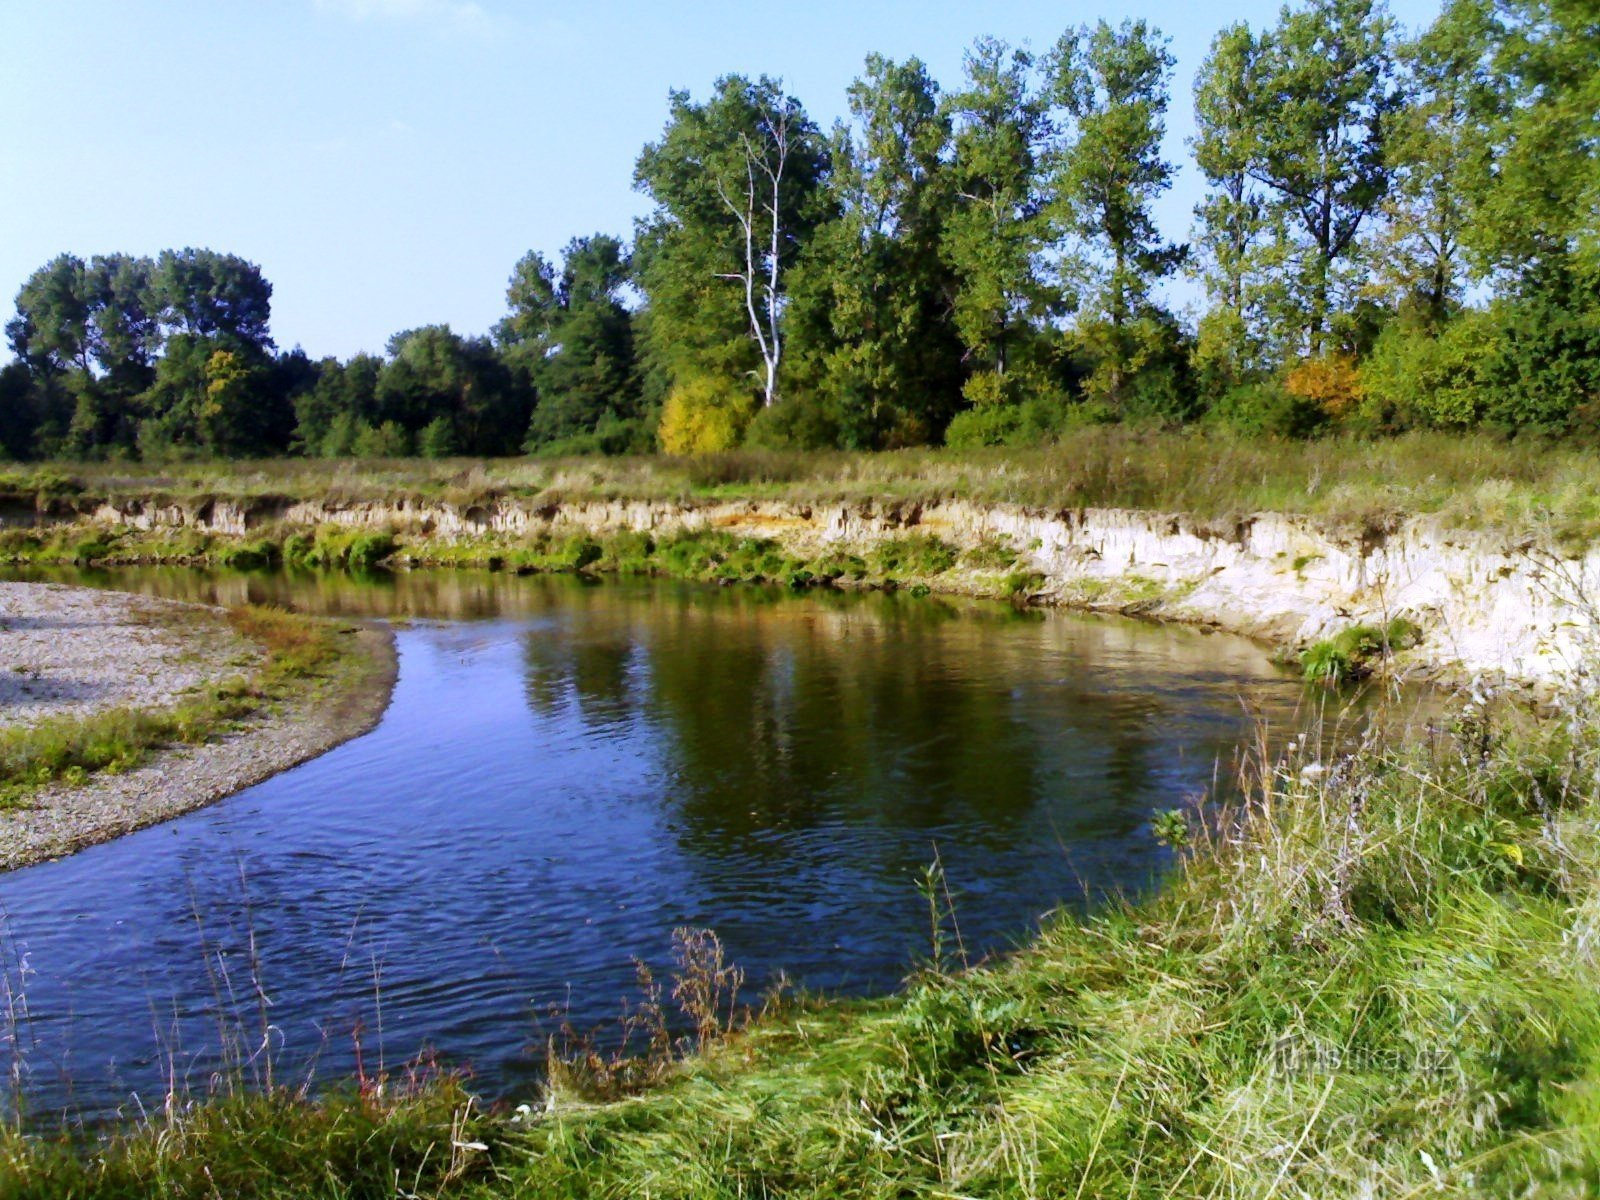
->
[743,392,840,451]
[1284,354,1365,423]
[1301,617,1421,683]
[1209,381,1324,439]
[658,376,755,456]
[1358,314,1498,431]
[217,538,281,570]
[944,395,1070,449]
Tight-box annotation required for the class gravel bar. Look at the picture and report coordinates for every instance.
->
[0,583,397,872]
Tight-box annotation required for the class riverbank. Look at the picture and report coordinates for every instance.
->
[8,659,1600,1197]
[0,584,395,872]
[1,484,1594,691]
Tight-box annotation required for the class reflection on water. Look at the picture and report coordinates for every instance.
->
[0,568,1314,1121]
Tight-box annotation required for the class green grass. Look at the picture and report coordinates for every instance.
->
[1301,617,1424,684]
[8,427,1600,539]
[0,606,357,808]
[8,685,1600,1196]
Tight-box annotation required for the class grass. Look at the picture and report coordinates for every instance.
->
[7,680,1600,1196]
[7,427,1600,539]
[0,605,356,808]
[1301,618,1424,684]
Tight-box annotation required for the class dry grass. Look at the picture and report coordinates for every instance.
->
[7,429,1600,538]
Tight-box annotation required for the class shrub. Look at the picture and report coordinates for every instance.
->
[1284,353,1365,423]
[944,395,1070,449]
[1358,314,1498,431]
[1301,617,1421,683]
[217,538,281,570]
[869,535,958,579]
[658,376,755,456]
[743,392,840,450]
[1209,381,1324,439]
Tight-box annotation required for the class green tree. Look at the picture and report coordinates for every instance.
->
[1049,19,1186,412]
[1248,0,1398,354]
[1466,0,1600,277]
[500,235,643,451]
[293,354,383,456]
[376,326,526,455]
[791,54,966,447]
[150,248,274,351]
[634,76,830,415]
[940,38,1056,391]
[1190,24,1279,390]
[1377,0,1499,328]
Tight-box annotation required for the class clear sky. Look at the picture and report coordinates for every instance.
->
[1,0,1443,364]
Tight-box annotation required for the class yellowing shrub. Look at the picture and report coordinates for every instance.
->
[658,376,755,456]
[1285,354,1365,421]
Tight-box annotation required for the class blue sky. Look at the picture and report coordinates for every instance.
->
[1,0,1443,363]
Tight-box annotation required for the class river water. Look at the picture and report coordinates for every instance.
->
[0,568,1319,1121]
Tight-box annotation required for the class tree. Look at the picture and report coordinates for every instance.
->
[940,38,1056,390]
[376,326,525,456]
[1190,24,1279,389]
[1248,0,1398,354]
[791,53,966,446]
[7,255,96,373]
[634,76,830,416]
[1377,0,1499,328]
[292,353,383,456]
[150,249,274,352]
[1049,19,1186,411]
[1466,0,1600,278]
[500,235,643,450]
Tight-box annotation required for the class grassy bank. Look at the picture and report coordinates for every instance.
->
[0,605,366,809]
[0,521,1052,604]
[6,681,1600,1196]
[7,428,1600,538]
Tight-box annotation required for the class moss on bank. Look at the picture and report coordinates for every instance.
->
[0,522,1034,604]
[8,684,1600,1196]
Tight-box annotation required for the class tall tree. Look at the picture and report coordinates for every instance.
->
[1190,23,1278,388]
[376,326,526,456]
[1249,0,1398,354]
[793,54,966,446]
[501,235,643,449]
[1377,0,1500,328]
[7,255,96,374]
[1049,19,1185,409]
[634,75,830,418]
[1466,0,1600,278]
[150,248,274,351]
[940,38,1055,390]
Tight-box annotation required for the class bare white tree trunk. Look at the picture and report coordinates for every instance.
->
[714,104,792,407]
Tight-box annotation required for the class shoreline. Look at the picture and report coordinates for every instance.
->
[6,490,1598,690]
[0,586,397,874]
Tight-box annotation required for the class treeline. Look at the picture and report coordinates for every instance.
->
[3,0,1596,462]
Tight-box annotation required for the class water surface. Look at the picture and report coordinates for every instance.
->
[0,569,1313,1120]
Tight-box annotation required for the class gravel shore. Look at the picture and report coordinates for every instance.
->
[0,583,396,872]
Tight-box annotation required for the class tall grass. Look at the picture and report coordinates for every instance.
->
[468,691,1600,1198]
[8,428,1600,537]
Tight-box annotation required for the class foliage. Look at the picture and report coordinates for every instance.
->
[1300,616,1421,682]
[658,375,755,456]
[1209,380,1324,439]
[1283,352,1366,423]
[2,2,1598,457]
